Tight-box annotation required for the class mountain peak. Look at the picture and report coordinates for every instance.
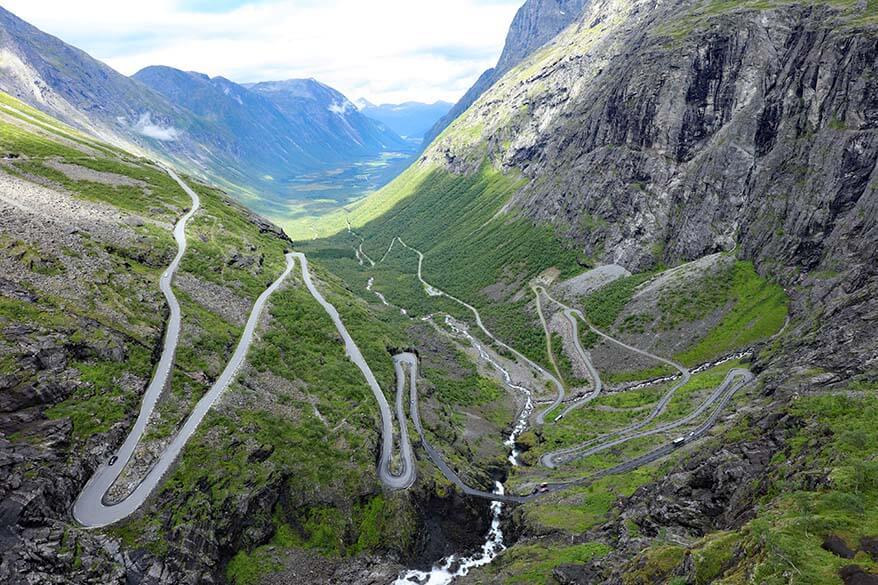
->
[422,0,591,147]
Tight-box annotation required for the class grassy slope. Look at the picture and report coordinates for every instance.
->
[301,164,584,369]
[623,381,878,585]
[577,258,788,368]
[0,91,423,580]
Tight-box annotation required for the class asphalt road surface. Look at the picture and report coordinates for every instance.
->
[74,171,296,527]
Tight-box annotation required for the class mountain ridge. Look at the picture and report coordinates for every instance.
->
[0,7,410,213]
[422,0,592,146]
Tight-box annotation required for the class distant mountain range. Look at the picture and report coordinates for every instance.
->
[0,6,410,204]
[355,100,452,141]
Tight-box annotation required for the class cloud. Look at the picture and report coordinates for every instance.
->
[3,0,523,104]
[132,112,180,141]
[328,100,354,116]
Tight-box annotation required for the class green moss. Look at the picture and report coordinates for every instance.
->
[0,91,124,156]
[180,181,289,300]
[657,259,736,330]
[692,531,742,584]
[45,344,153,440]
[603,364,677,384]
[225,548,282,585]
[552,332,590,386]
[628,382,878,585]
[10,159,185,221]
[0,236,65,276]
[486,541,611,584]
[427,363,504,406]
[224,495,415,585]
[622,545,687,585]
[524,469,655,533]
[582,273,654,329]
[175,292,242,379]
[675,261,788,366]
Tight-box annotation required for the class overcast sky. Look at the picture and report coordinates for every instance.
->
[3,0,523,105]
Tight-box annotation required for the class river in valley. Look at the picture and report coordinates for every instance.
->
[394,317,537,584]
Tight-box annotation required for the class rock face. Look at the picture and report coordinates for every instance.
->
[546,410,792,585]
[422,0,591,146]
[496,0,593,73]
[418,3,877,579]
[425,0,878,372]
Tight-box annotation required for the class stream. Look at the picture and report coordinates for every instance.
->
[394,317,536,584]
[393,482,506,585]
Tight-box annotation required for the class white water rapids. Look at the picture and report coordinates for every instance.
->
[393,482,506,585]
[367,277,408,316]
[394,317,536,584]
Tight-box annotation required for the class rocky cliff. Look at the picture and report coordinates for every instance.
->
[422,0,591,146]
[321,1,878,582]
[425,0,878,372]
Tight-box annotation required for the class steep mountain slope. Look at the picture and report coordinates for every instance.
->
[132,66,324,174]
[0,7,215,161]
[357,100,453,140]
[422,0,591,146]
[331,0,877,374]
[135,67,408,169]
[0,7,411,217]
[308,0,878,582]
[246,79,408,155]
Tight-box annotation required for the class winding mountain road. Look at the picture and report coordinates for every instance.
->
[390,238,565,425]
[365,238,754,501]
[394,353,530,504]
[536,287,694,468]
[532,286,566,389]
[293,252,415,490]
[74,171,296,528]
[553,306,604,420]
[532,285,605,421]
[72,167,757,530]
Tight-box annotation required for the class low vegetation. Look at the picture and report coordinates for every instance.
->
[625,382,878,585]
[676,261,787,365]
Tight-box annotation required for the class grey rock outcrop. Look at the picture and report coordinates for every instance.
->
[425,0,878,373]
[422,0,591,146]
